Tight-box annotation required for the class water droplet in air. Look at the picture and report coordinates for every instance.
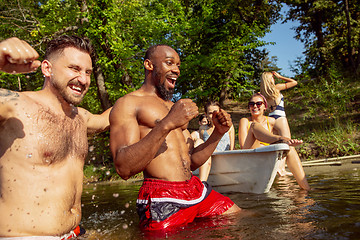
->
[27,153,32,158]
[122,223,128,229]
[113,193,119,198]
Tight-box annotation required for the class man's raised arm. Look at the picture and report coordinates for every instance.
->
[0,37,40,74]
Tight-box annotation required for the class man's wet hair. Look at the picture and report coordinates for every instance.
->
[44,35,94,60]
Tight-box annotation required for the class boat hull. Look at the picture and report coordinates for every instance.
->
[206,144,289,194]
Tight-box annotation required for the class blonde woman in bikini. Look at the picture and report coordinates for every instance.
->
[260,71,299,176]
[239,93,310,190]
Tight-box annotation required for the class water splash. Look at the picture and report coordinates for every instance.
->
[89,146,94,152]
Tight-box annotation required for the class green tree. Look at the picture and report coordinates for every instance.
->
[283,0,360,78]
[176,0,282,106]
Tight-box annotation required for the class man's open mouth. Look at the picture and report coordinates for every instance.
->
[167,77,177,88]
[69,84,83,95]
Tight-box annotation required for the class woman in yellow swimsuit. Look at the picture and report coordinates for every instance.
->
[239,93,276,149]
[239,93,310,190]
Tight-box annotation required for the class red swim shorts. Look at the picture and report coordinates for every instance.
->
[60,226,85,240]
[136,175,234,231]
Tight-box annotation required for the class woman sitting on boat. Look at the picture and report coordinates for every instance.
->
[238,93,310,190]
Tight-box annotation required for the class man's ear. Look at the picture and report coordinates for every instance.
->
[144,59,153,71]
[41,60,52,77]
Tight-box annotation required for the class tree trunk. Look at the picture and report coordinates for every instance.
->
[219,74,231,107]
[312,11,327,74]
[344,0,358,76]
[93,52,112,110]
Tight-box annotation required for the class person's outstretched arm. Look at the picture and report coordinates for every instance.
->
[78,107,112,135]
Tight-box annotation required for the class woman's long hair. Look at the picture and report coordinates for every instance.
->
[260,72,280,101]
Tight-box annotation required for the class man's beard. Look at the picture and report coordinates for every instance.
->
[156,84,174,101]
[154,67,174,101]
[52,79,86,105]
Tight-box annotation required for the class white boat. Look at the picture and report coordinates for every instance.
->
[198,144,290,194]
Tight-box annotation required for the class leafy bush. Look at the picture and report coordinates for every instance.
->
[298,119,360,159]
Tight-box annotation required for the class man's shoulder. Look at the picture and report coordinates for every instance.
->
[0,89,39,120]
[0,88,21,100]
[114,90,160,108]
[0,89,38,107]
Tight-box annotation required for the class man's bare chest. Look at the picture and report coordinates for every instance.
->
[137,99,171,128]
[2,107,88,165]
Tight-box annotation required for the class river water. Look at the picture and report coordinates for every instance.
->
[79,166,360,240]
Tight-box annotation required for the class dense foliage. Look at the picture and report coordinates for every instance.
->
[1,1,359,174]
[0,0,282,109]
[284,0,360,79]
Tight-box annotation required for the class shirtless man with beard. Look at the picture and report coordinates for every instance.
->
[110,45,243,231]
[0,36,111,239]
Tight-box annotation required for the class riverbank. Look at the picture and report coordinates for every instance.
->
[301,154,360,175]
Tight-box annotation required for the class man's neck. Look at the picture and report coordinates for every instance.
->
[39,87,76,117]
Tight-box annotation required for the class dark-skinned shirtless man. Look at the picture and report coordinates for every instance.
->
[0,36,111,239]
[109,45,242,231]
